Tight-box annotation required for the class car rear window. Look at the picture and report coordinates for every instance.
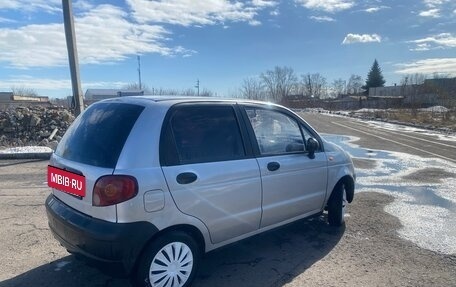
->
[55,103,144,168]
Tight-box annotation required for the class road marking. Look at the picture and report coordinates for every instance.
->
[349,120,456,149]
[331,121,456,164]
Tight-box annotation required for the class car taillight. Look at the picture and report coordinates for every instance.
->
[93,175,138,207]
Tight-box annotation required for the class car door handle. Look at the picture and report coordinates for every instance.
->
[267,162,280,171]
[176,172,198,184]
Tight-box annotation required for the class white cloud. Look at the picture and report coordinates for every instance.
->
[395,58,456,76]
[0,1,269,69]
[270,9,280,16]
[410,43,432,51]
[342,33,381,44]
[0,4,192,68]
[364,6,390,13]
[126,0,260,26]
[411,33,456,50]
[251,0,277,7]
[0,0,61,13]
[419,8,440,17]
[249,20,262,26]
[309,16,336,22]
[423,0,449,8]
[295,0,355,13]
[0,16,16,23]
[73,0,95,11]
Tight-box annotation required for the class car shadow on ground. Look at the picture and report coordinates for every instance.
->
[0,215,344,287]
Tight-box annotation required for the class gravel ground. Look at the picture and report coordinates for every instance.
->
[1,159,455,287]
[1,112,455,286]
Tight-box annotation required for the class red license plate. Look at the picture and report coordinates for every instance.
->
[48,165,86,197]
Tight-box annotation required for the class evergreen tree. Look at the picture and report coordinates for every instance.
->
[363,59,386,91]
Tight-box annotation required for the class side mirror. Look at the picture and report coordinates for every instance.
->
[306,138,319,159]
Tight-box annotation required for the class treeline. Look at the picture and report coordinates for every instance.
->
[123,83,214,97]
[236,66,365,102]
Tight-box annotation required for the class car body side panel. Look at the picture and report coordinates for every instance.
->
[115,166,213,248]
[324,141,356,205]
[206,207,322,252]
[115,104,168,170]
[162,159,262,244]
[257,152,328,228]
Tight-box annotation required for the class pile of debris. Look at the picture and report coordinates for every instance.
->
[0,106,75,149]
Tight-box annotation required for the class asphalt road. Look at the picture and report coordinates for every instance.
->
[1,113,455,287]
[299,112,456,164]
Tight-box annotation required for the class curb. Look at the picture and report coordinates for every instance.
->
[0,152,52,160]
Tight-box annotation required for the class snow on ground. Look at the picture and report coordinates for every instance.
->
[419,106,449,113]
[0,146,53,154]
[365,120,456,141]
[324,134,456,255]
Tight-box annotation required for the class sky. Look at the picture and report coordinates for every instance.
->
[0,0,455,98]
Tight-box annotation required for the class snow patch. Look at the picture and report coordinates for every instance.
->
[365,120,456,141]
[0,146,53,154]
[328,135,456,255]
[419,106,449,113]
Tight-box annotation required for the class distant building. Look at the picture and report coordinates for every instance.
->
[84,89,144,105]
[0,92,13,103]
[423,78,456,95]
[368,85,413,98]
[367,79,456,108]
[12,95,49,102]
[0,92,50,109]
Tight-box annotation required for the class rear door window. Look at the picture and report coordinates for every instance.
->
[163,105,246,165]
[55,103,144,168]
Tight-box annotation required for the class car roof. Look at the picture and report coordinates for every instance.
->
[92,95,280,109]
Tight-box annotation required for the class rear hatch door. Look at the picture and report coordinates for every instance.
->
[48,102,145,222]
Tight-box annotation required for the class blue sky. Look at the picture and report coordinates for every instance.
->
[0,0,455,98]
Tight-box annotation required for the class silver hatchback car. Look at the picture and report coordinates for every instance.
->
[46,96,355,287]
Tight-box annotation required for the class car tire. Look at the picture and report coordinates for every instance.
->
[327,183,346,227]
[133,231,201,287]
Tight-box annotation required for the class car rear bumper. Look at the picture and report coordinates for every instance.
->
[45,194,158,275]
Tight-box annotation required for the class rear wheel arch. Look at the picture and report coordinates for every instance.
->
[133,229,201,287]
[133,224,206,273]
[158,225,206,254]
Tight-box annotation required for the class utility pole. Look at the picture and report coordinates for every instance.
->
[195,79,200,96]
[137,55,142,90]
[62,0,84,116]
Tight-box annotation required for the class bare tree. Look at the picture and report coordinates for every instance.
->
[199,88,214,97]
[240,77,265,100]
[424,74,455,109]
[346,74,364,94]
[331,78,346,98]
[400,73,427,113]
[260,66,297,102]
[11,86,38,97]
[122,82,152,93]
[300,73,327,99]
